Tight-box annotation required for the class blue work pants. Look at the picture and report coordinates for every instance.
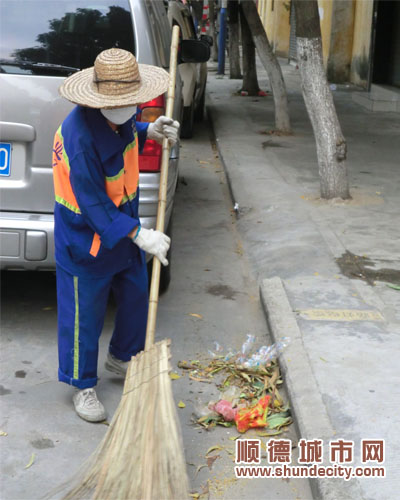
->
[56,257,148,389]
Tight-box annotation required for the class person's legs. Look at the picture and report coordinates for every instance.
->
[57,266,111,387]
[108,252,149,365]
[56,266,111,421]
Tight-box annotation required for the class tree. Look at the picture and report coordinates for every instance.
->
[293,0,349,199]
[228,0,241,79]
[239,2,260,95]
[240,0,291,133]
[208,0,219,62]
[13,7,134,70]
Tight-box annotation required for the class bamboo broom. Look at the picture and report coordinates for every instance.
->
[56,25,190,500]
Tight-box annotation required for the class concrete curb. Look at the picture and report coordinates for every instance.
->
[260,277,364,500]
[206,102,240,215]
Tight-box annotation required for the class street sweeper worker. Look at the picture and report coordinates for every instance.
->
[52,48,179,422]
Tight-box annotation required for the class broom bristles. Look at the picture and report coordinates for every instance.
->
[52,340,189,500]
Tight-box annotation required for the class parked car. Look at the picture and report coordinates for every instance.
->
[167,0,211,138]
[0,0,207,289]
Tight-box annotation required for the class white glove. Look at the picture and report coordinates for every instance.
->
[133,227,171,266]
[147,116,180,146]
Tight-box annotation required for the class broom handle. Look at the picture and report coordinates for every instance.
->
[145,25,180,350]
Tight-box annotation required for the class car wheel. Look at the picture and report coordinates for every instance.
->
[194,88,206,122]
[180,103,194,139]
[147,217,173,295]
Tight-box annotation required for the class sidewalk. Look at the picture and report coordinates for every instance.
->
[206,60,400,500]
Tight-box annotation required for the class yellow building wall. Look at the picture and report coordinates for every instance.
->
[350,0,374,86]
[258,0,373,87]
[258,0,290,57]
[318,0,333,65]
[273,0,291,56]
[258,0,332,62]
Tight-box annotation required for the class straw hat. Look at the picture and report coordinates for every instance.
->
[59,48,169,108]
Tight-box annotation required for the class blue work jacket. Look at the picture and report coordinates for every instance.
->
[52,106,149,277]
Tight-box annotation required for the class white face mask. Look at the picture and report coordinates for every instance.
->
[100,105,137,125]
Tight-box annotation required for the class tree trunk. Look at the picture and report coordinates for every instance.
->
[239,3,260,95]
[209,0,219,62]
[228,0,242,79]
[240,0,291,133]
[293,0,349,200]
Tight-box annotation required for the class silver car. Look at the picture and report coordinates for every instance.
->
[0,0,183,286]
[168,0,211,138]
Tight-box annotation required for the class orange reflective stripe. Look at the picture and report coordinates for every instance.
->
[104,137,139,207]
[89,233,101,257]
[105,168,124,207]
[52,130,80,213]
[123,138,139,197]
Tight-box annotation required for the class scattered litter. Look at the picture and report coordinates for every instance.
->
[178,360,200,370]
[242,338,290,369]
[266,410,292,430]
[239,334,256,363]
[206,454,220,470]
[24,453,35,469]
[101,421,110,426]
[195,464,208,478]
[178,401,186,408]
[199,160,210,165]
[189,313,203,319]
[183,336,291,433]
[212,400,237,421]
[387,283,400,291]
[208,342,223,358]
[320,357,328,363]
[235,395,270,433]
[206,445,223,456]
[240,90,268,97]
[233,202,240,213]
[169,372,181,380]
[330,84,337,90]
[208,335,290,369]
[0,431,8,436]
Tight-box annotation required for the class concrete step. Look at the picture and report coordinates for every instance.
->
[352,88,400,112]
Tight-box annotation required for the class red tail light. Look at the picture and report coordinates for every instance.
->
[137,95,165,172]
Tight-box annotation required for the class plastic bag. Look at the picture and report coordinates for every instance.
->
[207,335,290,369]
[212,400,238,421]
[238,334,256,363]
[234,395,271,433]
[242,337,290,369]
[208,341,223,358]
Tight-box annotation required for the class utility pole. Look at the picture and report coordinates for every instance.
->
[217,0,228,75]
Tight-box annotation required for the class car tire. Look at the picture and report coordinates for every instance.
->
[147,217,173,295]
[194,88,206,122]
[180,103,194,139]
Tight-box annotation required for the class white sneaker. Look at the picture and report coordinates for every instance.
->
[73,388,106,422]
[105,352,130,377]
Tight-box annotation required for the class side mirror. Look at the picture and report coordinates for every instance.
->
[179,39,210,64]
[200,34,213,47]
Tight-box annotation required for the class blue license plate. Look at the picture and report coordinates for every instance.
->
[0,143,11,177]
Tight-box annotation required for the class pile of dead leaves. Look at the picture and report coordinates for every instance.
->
[177,358,292,435]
